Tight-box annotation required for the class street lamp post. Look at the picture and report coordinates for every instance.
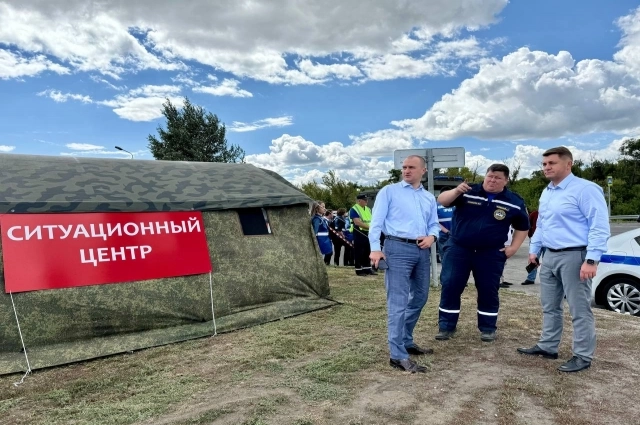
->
[115,146,133,159]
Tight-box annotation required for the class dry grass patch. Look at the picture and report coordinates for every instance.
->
[1,267,639,425]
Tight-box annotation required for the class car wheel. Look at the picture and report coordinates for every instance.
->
[603,278,640,316]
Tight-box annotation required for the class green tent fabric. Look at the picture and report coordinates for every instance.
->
[0,154,334,375]
[0,154,311,213]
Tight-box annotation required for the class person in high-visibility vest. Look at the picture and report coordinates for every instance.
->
[349,194,374,276]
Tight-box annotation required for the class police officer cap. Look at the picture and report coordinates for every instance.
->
[356,194,367,200]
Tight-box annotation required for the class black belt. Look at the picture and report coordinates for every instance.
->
[547,246,586,253]
[386,235,419,245]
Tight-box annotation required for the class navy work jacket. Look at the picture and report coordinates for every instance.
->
[449,184,529,250]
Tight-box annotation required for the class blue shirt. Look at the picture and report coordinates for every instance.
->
[449,183,529,249]
[529,173,610,261]
[437,203,455,232]
[368,181,440,251]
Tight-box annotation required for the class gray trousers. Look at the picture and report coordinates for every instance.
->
[537,250,596,361]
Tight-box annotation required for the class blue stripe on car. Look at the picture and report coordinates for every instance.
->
[600,254,640,266]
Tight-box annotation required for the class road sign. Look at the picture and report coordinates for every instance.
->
[607,176,613,186]
[393,148,465,169]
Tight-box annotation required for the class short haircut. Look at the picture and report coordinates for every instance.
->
[404,155,426,167]
[337,208,346,216]
[486,163,510,178]
[542,146,573,161]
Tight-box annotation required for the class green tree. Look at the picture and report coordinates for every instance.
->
[387,169,402,183]
[299,181,330,205]
[148,97,245,163]
[322,170,359,209]
[620,138,640,186]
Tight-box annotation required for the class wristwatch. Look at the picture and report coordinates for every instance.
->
[586,259,599,266]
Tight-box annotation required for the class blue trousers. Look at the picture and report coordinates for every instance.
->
[383,239,431,360]
[438,243,506,333]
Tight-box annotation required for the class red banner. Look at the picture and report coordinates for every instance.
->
[0,212,212,293]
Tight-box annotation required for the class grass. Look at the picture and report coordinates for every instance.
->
[1,266,639,425]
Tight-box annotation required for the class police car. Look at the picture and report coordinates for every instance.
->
[591,228,640,316]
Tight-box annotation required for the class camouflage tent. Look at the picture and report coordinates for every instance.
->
[0,154,333,375]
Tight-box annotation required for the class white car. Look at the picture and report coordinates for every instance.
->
[592,228,640,316]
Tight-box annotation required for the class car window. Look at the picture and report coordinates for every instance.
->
[635,236,640,247]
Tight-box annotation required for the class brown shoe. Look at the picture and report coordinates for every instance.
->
[389,358,427,373]
[406,344,434,355]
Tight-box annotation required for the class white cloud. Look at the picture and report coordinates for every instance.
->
[389,7,640,141]
[97,84,184,121]
[229,116,293,133]
[89,75,124,91]
[360,37,486,81]
[129,84,181,97]
[348,129,414,156]
[38,84,184,121]
[245,134,402,185]
[0,3,184,78]
[38,89,93,103]
[297,59,363,80]
[0,0,508,83]
[0,49,69,79]
[193,79,252,98]
[0,145,15,152]
[99,93,184,121]
[66,143,104,151]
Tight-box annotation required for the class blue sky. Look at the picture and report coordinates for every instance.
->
[1,0,640,185]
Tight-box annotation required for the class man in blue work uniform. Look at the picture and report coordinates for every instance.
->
[436,164,530,342]
[369,155,441,373]
[518,147,610,373]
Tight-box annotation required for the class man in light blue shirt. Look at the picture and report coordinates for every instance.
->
[369,155,440,373]
[518,146,610,373]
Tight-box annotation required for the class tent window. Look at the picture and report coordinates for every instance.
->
[237,208,272,236]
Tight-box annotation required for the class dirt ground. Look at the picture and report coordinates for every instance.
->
[1,267,640,425]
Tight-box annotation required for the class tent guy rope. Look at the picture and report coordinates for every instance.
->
[209,272,217,336]
[10,292,32,386]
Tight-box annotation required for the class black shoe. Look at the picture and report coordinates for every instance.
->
[389,358,427,373]
[435,330,455,341]
[406,344,434,355]
[521,280,535,285]
[480,331,496,342]
[502,281,513,286]
[517,345,558,359]
[499,283,510,288]
[558,356,591,373]
[368,270,378,276]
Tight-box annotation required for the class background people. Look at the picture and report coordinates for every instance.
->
[350,194,375,276]
[311,201,333,265]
